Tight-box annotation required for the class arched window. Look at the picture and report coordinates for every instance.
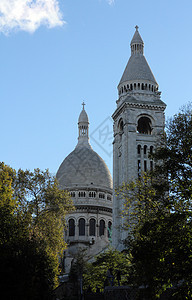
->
[99,220,105,236]
[89,218,96,236]
[69,219,75,237]
[150,146,154,154]
[79,191,86,197]
[118,119,124,134]
[99,193,105,199]
[137,117,152,135]
[138,160,141,177]
[144,160,147,172]
[108,221,112,238]
[89,192,96,198]
[144,145,147,155]
[79,218,85,236]
[137,145,141,155]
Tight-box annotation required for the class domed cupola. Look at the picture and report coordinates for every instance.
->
[118,26,160,103]
[78,102,89,123]
[56,103,113,191]
[56,104,113,270]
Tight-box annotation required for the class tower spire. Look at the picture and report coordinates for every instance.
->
[118,26,159,100]
[131,25,144,55]
[77,103,90,147]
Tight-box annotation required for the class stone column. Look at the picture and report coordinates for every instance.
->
[141,145,144,172]
[85,222,89,237]
[75,221,79,240]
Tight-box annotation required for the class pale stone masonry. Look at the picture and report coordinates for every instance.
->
[112,26,166,250]
[56,103,113,272]
[56,27,167,263]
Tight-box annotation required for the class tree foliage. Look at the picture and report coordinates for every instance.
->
[118,103,192,298]
[83,248,131,292]
[154,102,192,209]
[117,173,168,240]
[0,162,74,299]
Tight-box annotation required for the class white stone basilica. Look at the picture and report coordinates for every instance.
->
[56,26,166,265]
[56,103,113,271]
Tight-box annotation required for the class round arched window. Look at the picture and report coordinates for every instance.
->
[118,119,124,134]
[99,220,105,236]
[79,218,85,236]
[89,219,96,236]
[69,219,75,237]
[108,221,112,238]
[137,117,152,135]
[137,145,141,155]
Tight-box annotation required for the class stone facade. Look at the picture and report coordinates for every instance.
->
[56,27,167,262]
[56,104,113,272]
[112,27,166,250]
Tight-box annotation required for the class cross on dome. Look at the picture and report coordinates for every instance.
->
[82,101,86,110]
[135,25,139,31]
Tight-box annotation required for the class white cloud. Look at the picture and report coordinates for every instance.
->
[0,0,65,34]
[107,0,115,5]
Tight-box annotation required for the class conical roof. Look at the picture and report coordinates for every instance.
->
[131,26,144,45]
[119,26,157,86]
[119,54,157,84]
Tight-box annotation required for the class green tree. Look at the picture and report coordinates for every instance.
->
[118,103,192,298]
[129,212,192,298]
[117,173,168,240]
[13,167,75,263]
[154,102,192,210]
[118,173,192,298]
[83,248,131,292]
[0,162,16,209]
[0,163,75,299]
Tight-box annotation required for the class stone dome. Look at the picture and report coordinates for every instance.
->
[78,109,89,124]
[56,104,113,191]
[56,144,112,190]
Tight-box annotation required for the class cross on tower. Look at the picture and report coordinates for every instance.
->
[135,25,139,31]
[82,101,85,110]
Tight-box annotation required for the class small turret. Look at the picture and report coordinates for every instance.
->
[77,102,90,147]
[131,25,144,55]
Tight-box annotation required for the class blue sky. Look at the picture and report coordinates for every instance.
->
[1,0,192,176]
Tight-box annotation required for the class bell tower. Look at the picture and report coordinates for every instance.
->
[112,27,166,250]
